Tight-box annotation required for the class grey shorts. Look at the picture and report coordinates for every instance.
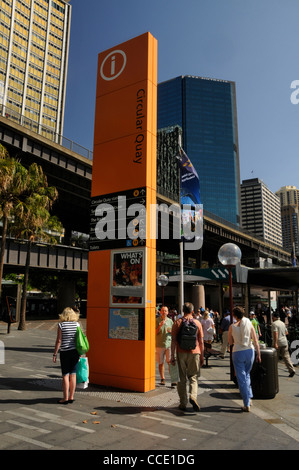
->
[156,347,171,365]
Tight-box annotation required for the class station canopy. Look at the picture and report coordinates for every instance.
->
[169,266,299,291]
[248,267,299,291]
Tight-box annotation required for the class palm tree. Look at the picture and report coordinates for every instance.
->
[11,166,62,330]
[0,154,63,329]
[0,144,8,159]
[0,151,29,298]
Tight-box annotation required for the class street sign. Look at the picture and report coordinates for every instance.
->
[168,266,248,283]
[169,267,236,281]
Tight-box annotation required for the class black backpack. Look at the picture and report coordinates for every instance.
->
[177,318,198,350]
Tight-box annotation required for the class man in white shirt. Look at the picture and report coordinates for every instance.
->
[272,312,295,377]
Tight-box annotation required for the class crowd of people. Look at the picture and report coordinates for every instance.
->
[156,305,232,358]
[155,302,297,413]
[52,302,297,410]
[158,303,299,347]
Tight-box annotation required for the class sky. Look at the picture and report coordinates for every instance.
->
[63,0,299,194]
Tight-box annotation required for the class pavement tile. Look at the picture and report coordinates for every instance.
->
[2,319,299,454]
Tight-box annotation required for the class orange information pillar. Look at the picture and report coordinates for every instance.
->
[86,33,157,392]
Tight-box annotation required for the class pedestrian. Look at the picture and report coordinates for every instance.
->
[219,310,231,358]
[271,311,295,377]
[249,311,261,339]
[196,309,202,320]
[171,302,204,412]
[201,310,215,344]
[168,309,176,321]
[53,307,80,404]
[213,311,220,342]
[155,305,174,385]
[228,306,261,412]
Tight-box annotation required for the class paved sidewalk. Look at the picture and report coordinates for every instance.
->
[1,319,299,455]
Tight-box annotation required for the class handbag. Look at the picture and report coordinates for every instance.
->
[76,356,89,383]
[76,326,89,355]
[207,326,216,335]
[169,361,180,383]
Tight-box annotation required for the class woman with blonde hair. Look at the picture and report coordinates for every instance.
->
[53,307,80,404]
[201,310,215,344]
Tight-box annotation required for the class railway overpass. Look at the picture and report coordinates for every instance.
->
[0,114,293,313]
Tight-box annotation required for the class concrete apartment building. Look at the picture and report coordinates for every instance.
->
[0,0,71,138]
[275,185,299,255]
[241,178,283,247]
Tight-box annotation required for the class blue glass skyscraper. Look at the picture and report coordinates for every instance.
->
[157,76,241,225]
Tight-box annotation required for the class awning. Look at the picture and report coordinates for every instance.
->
[247,267,299,291]
[169,265,248,284]
[168,275,212,283]
[168,265,299,291]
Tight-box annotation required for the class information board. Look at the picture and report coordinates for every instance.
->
[89,187,146,251]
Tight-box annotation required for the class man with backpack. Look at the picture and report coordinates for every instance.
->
[170,302,204,412]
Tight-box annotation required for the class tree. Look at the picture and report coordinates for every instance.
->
[0,149,29,298]
[0,153,63,329]
[0,144,8,160]
[11,165,62,330]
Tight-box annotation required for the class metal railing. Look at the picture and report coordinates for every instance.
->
[0,104,93,161]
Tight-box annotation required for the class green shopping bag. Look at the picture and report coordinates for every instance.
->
[76,356,89,383]
[76,326,89,355]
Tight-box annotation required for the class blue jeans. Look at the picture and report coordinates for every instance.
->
[232,348,255,407]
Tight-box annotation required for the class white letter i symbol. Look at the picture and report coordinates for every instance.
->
[111,56,115,76]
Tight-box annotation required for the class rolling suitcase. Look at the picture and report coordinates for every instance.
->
[251,346,279,399]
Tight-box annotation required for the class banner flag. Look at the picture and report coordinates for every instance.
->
[291,244,297,267]
[177,148,203,250]
[178,147,201,206]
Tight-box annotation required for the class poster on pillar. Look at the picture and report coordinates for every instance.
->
[87,32,157,392]
[110,248,146,307]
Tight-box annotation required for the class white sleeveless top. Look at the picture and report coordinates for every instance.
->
[231,317,253,352]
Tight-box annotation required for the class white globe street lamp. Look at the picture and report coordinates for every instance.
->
[218,243,242,381]
[157,274,169,306]
[218,243,242,267]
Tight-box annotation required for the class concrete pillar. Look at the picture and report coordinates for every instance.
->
[57,276,76,314]
[191,284,205,313]
[244,284,249,316]
[218,284,223,316]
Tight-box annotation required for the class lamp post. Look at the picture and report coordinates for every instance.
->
[218,243,242,381]
[157,274,169,306]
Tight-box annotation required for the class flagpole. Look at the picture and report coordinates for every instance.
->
[180,240,184,314]
[176,137,201,316]
[178,137,184,314]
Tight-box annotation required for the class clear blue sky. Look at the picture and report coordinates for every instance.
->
[63,0,299,194]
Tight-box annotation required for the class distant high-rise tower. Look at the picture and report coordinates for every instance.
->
[275,185,299,254]
[157,75,241,225]
[0,0,71,138]
[241,178,283,247]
